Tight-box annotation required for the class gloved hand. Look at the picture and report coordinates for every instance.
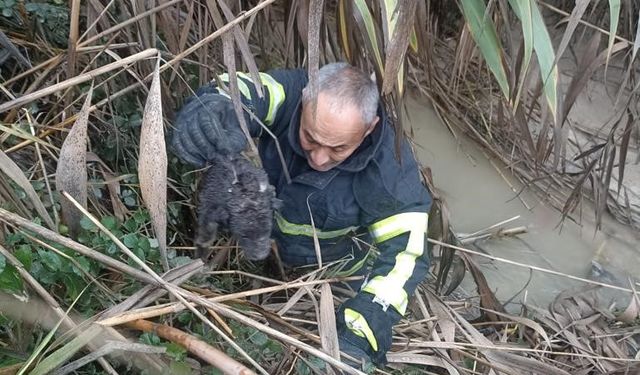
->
[336,292,400,367]
[339,334,373,369]
[172,92,247,167]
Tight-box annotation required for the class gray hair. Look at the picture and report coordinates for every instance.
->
[302,62,379,125]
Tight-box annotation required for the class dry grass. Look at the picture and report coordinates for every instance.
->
[0,1,638,374]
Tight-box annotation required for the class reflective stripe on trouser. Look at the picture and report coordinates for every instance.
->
[363,212,428,315]
[344,308,378,352]
[217,72,285,125]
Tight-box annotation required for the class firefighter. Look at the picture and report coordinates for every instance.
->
[172,62,432,367]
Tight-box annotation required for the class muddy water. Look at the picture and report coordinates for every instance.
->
[405,96,640,309]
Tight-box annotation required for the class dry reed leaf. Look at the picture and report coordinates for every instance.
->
[0,151,55,230]
[633,8,640,63]
[277,276,316,316]
[0,49,157,114]
[381,0,417,96]
[55,86,92,237]
[551,0,589,72]
[481,308,552,348]
[138,57,168,271]
[215,0,264,98]
[295,0,309,49]
[387,352,459,374]
[424,290,456,343]
[460,253,506,320]
[306,0,324,120]
[86,152,129,221]
[319,283,340,362]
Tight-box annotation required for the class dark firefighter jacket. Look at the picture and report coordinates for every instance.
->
[191,69,432,364]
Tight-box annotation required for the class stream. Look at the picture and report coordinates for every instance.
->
[405,96,640,310]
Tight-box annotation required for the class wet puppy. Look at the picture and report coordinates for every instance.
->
[195,155,279,261]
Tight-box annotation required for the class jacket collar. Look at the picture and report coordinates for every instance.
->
[287,100,386,173]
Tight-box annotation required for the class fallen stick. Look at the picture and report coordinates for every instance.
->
[125,319,255,375]
[427,238,637,294]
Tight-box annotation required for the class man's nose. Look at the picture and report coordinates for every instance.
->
[311,148,330,166]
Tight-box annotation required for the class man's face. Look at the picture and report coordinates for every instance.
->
[299,92,379,172]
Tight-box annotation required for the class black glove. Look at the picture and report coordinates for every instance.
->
[339,335,373,370]
[336,292,400,366]
[172,92,247,167]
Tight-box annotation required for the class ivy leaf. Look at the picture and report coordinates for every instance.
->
[72,257,91,276]
[123,233,138,248]
[164,342,187,361]
[249,331,269,347]
[140,332,161,346]
[137,237,151,252]
[0,265,23,292]
[15,245,33,270]
[100,216,118,230]
[39,250,62,272]
[64,274,83,300]
[80,216,97,231]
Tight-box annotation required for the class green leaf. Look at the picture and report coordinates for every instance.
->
[18,283,87,375]
[140,332,161,346]
[100,216,118,230]
[0,253,5,274]
[137,237,151,252]
[134,210,149,224]
[71,257,91,276]
[164,342,187,361]
[28,326,101,375]
[308,356,327,370]
[177,312,192,324]
[131,246,145,263]
[249,331,269,347]
[63,274,83,300]
[15,245,32,271]
[607,0,621,66]
[123,233,138,248]
[529,1,559,122]
[39,250,62,272]
[352,0,385,77]
[460,0,510,99]
[36,267,57,285]
[80,216,97,231]
[508,0,533,107]
[124,218,137,232]
[106,243,117,255]
[0,265,22,292]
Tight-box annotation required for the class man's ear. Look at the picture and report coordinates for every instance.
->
[364,115,380,137]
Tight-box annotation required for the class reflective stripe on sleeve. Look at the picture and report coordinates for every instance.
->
[369,212,428,243]
[218,72,285,125]
[344,308,378,352]
[218,73,252,99]
[256,72,285,125]
[363,212,428,315]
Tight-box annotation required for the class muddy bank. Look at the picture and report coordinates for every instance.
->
[405,95,640,309]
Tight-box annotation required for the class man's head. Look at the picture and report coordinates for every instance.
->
[300,63,380,172]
